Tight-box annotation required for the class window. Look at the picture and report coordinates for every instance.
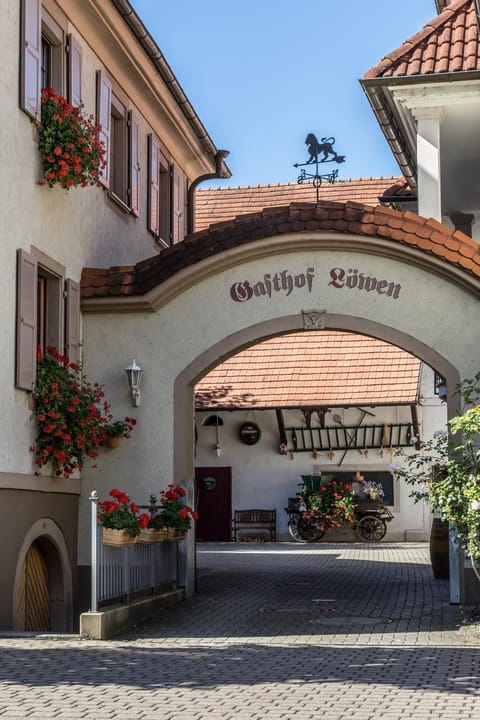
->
[16,249,80,390]
[148,134,185,246]
[96,71,140,216]
[20,0,83,119]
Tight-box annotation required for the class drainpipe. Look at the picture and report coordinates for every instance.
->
[187,150,230,234]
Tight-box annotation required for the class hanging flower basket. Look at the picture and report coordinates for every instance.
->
[102,527,137,546]
[138,527,168,543]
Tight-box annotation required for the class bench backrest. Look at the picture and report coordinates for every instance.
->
[234,509,276,523]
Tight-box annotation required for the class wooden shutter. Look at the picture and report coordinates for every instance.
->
[148,134,160,236]
[20,0,41,120]
[128,111,140,217]
[96,70,111,187]
[67,34,83,108]
[65,279,81,366]
[172,165,185,244]
[16,249,37,390]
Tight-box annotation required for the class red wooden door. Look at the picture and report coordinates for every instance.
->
[195,467,232,541]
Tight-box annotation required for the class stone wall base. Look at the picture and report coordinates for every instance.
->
[80,588,184,640]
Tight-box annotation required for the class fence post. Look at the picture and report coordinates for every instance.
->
[90,490,99,612]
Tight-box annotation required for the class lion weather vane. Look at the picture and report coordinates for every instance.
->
[294,132,346,202]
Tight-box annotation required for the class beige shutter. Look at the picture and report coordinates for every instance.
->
[65,279,81,366]
[148,134,160,236]
[67,34,83,108]
[128,111,140,217]
[96,70,111,187]
[16,249,37,390]
[172,165,185,244]
[20,0,41,120]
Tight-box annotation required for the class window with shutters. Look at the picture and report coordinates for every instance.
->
[20,1,83,120]
[96,71,140,216]
[16,248,80,391]
[148,134,185,246]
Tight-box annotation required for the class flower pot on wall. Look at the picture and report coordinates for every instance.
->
[105,436,119,449]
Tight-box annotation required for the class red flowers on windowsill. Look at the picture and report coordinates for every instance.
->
[37,87,106,190]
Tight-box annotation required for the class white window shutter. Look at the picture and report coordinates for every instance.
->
[65,279,81,366]
[96,70,111,187]
[148,134,160,236]
[20,0,41,121]
[67,34,83,108]
[16,249,37,390]
[172,165,185,244]
[129,111,140,217]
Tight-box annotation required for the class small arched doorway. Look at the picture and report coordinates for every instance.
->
[14,519,73,632]
[16,540,50,631]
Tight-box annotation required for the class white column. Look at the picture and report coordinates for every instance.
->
[412,108,444,222]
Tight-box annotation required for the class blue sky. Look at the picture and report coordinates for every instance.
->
[130,1,437,187]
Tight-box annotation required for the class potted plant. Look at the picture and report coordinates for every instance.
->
[97,488,140,545]
[396,372,480,581]
[30,347,135,477]
[37,87,106,190]
[300,479,357,534]
[158,483,198,540]
[137,507,169,543]
[104,417,137,448]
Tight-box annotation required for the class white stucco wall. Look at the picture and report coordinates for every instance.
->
[79,241,477,561]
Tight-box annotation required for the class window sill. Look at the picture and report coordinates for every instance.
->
[107,191,132,215]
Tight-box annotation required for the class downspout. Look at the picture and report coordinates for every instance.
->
[187,150,230,234]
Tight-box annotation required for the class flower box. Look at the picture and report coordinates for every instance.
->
[138,528,168,543]
[166,528,186,541]
[102,528,137,546]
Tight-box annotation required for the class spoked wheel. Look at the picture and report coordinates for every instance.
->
[356,515,387,542]
[288,515,325,543]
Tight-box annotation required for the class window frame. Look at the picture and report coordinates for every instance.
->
[16,248,80,390]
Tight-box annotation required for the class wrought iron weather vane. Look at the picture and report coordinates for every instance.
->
[294,132,346,202]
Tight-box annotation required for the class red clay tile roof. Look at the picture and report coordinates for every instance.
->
[195,331,421,409]
[364,0,480,79]
[195,178,406,232]
[81,201,480,301]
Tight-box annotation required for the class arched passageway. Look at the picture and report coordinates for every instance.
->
[81,201,480,603]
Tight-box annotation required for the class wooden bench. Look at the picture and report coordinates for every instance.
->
[232,509,276,542]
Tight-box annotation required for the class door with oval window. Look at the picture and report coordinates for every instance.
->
[16,541,50,631]
[195,467,232,541]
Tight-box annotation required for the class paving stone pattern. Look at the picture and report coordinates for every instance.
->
[0,542,479,719]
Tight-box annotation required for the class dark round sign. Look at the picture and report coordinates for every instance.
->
[239,422,261,445]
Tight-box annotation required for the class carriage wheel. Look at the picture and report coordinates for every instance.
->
[288,516,325,543]
[357,515,387,542]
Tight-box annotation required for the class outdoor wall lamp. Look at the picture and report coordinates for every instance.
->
[125,360,143,407]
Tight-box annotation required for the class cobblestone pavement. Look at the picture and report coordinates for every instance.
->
[1,542,479,720]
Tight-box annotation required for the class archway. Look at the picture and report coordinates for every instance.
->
[81,201,480,603]
[175,314,461,597]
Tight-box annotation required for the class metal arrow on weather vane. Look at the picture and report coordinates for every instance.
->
[294,132,346,202]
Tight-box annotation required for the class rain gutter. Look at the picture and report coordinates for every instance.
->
[110,0,231,177]
[360,70,480,190]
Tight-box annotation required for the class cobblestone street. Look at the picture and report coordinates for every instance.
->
[1,543,479,719]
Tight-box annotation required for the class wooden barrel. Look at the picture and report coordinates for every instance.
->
[429,518,449,579]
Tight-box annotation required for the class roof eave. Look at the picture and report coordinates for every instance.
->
[360,70,480,191]
[111,0,231,177]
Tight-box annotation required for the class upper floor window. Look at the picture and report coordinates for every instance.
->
[148,134,185,246]
[20,0,83,121]
[96,71,140,216]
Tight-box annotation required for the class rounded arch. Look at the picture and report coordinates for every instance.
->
[13,518,73,632]
[174,313,460,595]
